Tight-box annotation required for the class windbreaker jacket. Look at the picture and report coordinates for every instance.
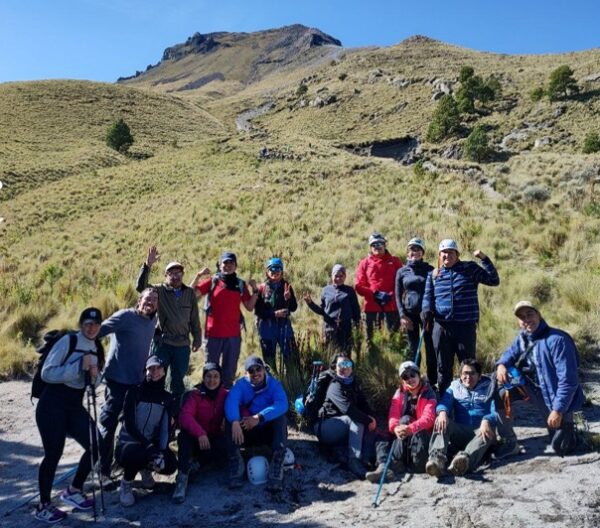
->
[436,375,497,428]
[388,381,436,435]
[225,374,288,423]
[395,259,434,317]
[355,251,403,312]
[496,320,584,414]
[179,386,228,438]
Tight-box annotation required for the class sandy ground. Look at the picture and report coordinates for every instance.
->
[1,372,599,528]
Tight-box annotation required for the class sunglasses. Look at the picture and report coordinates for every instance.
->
[247,366,264,374]
[268,267,283,273]
[401,370,419,381]
[336,360,353,369]
[370,242,385,248]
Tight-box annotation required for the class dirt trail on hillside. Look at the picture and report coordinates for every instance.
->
[236,102,276,132]
[1,375,599,528]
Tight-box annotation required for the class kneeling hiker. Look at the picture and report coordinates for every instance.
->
[494,301,584,457]
[115,356,177,506]
[172,363,228,503]
[426,359,497,477]
[224,356,288,491]
[366,361,436,483]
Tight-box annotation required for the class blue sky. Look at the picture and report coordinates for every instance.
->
[1,0,599,83]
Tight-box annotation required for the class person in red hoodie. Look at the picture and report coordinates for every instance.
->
[172,363,228,503]
[355,233,403,341]
[365,361,436,483]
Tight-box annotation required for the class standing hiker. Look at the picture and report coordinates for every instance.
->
[190,252,258,388]
[254,258,298,371]
[303,264,361,355]
[136,245,202,401]
[421,239,499,394]
[97,288,159,483]
[355,233,403,342]
[34,308,104,524]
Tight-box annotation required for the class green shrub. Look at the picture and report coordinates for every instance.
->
[547,65,579,100]
[530,86,546,102]
[106,118,134,153]
[338,73,348,81]
[426,95,461,142]
[296,84,308,97]
[464,125,493,162]
[582,132,600,154]
[523,184,550,203]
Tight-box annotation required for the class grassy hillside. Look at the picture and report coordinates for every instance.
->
[1,34,599,382]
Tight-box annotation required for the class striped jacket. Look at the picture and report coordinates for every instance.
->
[421,258,499,323]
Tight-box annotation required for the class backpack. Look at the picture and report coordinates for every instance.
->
[31,330,77,400]
[295,362,329,427]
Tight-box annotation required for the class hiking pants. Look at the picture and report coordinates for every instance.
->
[495,382,577,456]
[115,441,177,481]
[374,415,430,472]
[225,414,288,456]
[176,429,227,473]
[259,319,296,372]
[429,420,493,471]
[316,416,366,459]
[154,342,191,400]
[98,378,132,475]
[404,313,436,387]
[433,321,477,395]
[205,336,241,389]
[365,311,400,341]
[36,384,100,504]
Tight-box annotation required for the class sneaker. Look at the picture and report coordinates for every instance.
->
[140,469,155,489]
[494,438,520,459]
[448,452,470,476]
[228,451,245,489]
[172,473,188,504]
[365,463,395,483]
[266,449,285,492]
[60,488,94,511]
[34,502,67,524]
[347,457,367,480]
[425,455,447,478]
[119,479,135,507]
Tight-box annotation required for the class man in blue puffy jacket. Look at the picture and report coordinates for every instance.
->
[224,355,288,491]
[495,301,584,457]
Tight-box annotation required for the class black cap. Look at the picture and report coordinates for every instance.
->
[219,252,237,264]
[79,307,103,325]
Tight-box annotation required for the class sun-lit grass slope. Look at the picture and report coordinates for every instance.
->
[0,80,225,200]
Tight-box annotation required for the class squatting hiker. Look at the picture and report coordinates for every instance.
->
[97,288,159,483]
[303,264,361,355]
[136,245,202,401]
[355,233,403,341]
[115,356,177,507]
[395,238,436,386]
[425,359,498,478]
[366,361,436,483]
[190,252,258,388]
[172,363,228,504]
[224,355,288,491]
[34,308,104,524]
[494,301,584,457]
[421,239,499,394]
[254,258,298,371]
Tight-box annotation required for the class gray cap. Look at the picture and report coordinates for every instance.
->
[398,360,420,378]
[368,232,387,246]
[438,239,459,253]
[331,264,346,275]
[407,237,425,251]
[146,355,164,369]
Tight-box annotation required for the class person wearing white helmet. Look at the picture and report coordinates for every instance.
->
[421,239,499,395]
[395,238,436,386]
[355,233,403,342]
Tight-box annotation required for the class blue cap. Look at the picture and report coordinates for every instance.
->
[266,257,284,271]
[220,252,237,264]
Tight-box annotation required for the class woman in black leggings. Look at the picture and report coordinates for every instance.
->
[35,308,104,524]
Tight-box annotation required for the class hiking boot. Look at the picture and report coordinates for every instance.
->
[347,457,367,480]
[172,472,188,504]
[34,502,67,524]
[266,449,285,492]
[140,469,155,489]
[493,438,520,459]
[99,473,115,490]
[425,454,447,478]
[60,488,94,511]
[365,463,395,484]
[228,451,245,489]
[448,452,470,476]
[119,479,135,507]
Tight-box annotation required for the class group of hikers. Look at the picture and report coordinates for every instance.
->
[32,234,585,524]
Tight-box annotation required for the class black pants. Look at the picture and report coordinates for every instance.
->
[115,441,177,481]
[99,378,132,475]
[374,415,430,472]
[404,313,436,387]
[225,414,287,456]
[433,321,477,394]
[177,430,227,473]
[324,326,354,356]
[365,311,400,341]
[36,384,100,504]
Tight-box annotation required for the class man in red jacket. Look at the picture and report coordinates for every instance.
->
[355,233,403,341]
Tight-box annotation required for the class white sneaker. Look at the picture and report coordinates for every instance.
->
[140,469,155,489]
[119,479,135,507]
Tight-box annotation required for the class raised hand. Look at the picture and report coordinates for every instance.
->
[146,245,160,267]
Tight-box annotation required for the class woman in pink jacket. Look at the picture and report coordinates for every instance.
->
[172,363,228,503]
[365,361,436,483]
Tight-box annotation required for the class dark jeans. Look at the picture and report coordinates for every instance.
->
[154,342,191,399]
[404,313,436,387]
[99,378,132,475]
[225,414,287,456]
[205,336,242,388]
[177,429,227,473]
[36,384,101,504]
[115,441,177,481]
[365,311,400,341]
[496,382,577,456]
[433,321,477,394]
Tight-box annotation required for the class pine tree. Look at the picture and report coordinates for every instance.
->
[547,65,579,101]
[106,119,134,153]
[464,125,492,162]
[426,95,461,142]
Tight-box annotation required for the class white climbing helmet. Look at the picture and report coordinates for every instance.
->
[438,239,460,253]
[247,456,269,485]
[284,448,295,470]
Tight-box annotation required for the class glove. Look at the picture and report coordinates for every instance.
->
[373,291,392,306]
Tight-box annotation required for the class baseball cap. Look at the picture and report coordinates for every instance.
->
[399,360,420,378]
[79,307,103,325]
[407,237,425,251]
[244,355,265,371]
[165,261,184,273]
[514,300,540,316]
[369,232,387,246]
[219,252,237,265]
[146,355,165,369]
[331,264,346,275]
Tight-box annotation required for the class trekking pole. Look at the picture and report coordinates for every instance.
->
[414,328,425,368]
[85,377,98,522]
[371,444,395,508]
[88,377,106,514]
